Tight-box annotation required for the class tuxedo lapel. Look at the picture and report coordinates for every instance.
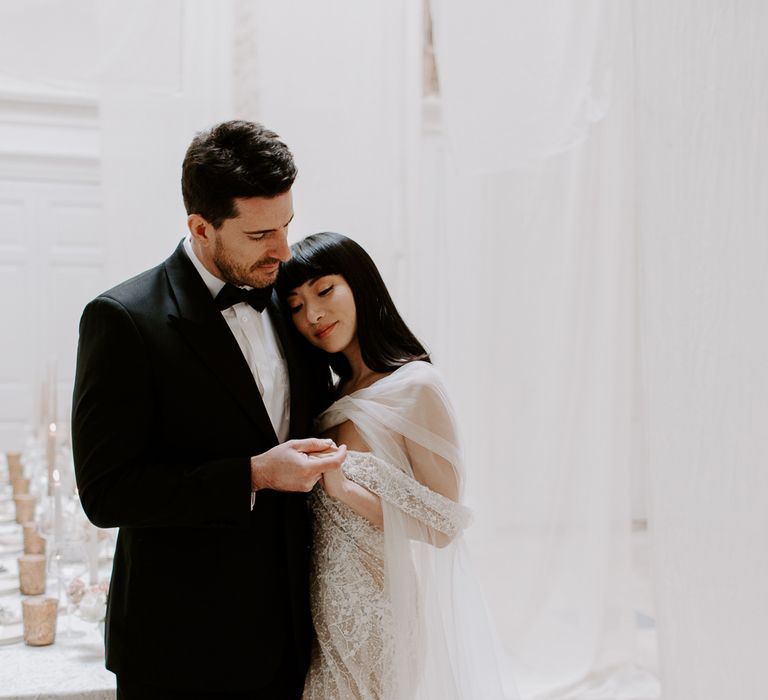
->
[163,241,279,442]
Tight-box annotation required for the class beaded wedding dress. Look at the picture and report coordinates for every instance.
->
[302,361,508,700]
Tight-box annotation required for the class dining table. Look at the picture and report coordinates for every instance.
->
[0,514,116,700]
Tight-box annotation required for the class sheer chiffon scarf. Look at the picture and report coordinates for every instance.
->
[315,361,508,699]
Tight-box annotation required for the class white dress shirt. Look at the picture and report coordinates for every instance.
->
[183,236,290,506]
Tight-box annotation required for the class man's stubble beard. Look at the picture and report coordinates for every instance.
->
[212,236,277,289]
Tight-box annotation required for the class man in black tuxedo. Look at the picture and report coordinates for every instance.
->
[72,121,346,699]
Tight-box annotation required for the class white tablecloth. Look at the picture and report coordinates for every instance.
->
[0,522,115,700]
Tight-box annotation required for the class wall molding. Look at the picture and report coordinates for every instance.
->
[0,84,99,183]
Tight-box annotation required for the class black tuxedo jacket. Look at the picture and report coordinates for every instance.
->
[72,242,320,692]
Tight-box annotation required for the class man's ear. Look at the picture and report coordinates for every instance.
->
[187,214,211,245]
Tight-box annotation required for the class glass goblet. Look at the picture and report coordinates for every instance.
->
[48,539,88,639]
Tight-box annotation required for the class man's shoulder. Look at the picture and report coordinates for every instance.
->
[93,242,188,312]
[96,261,167,311]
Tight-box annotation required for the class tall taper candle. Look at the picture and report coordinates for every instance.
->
[52,469,63,545]
[47,422,57,497]
[49,360,58,426]
[40,370,49,439]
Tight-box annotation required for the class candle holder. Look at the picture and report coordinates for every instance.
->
[7,453,23,481]
[11,477,30,496]
[13,493,37,525]
[22,522,46,556]
[22,597,58,646]
[13,494,36,524]
[18,554,47,595]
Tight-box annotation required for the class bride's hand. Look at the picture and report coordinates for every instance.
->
[320,462,350,499]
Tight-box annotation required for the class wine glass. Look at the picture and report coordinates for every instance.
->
[48,539,88,639]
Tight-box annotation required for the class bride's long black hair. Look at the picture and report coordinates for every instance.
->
[276,232,430,392]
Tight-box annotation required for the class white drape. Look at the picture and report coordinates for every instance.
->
[430,2,651,698]
[430,0,617,174]
[244,0,423,295]
[636,2,768,699]
[433,1,768,699]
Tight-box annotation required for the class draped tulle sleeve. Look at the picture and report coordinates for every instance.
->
[315,361,510,699]
[344,451,472,539]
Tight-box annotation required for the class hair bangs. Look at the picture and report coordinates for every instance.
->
[277,234,343,296]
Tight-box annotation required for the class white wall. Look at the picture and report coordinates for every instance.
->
[0,1,235,446]
[0,82,103,446]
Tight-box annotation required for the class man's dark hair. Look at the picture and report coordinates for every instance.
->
[276,232,431,397]
[181,120,297,229]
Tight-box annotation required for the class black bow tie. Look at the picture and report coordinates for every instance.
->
[214,283,272,313]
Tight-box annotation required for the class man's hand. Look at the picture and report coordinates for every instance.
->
[250,438,347,493]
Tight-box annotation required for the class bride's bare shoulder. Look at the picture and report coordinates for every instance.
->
[334,420,371,452]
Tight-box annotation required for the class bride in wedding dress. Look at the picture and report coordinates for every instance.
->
[277,232,512,700]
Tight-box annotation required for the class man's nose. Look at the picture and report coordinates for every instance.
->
[271,229,291,262]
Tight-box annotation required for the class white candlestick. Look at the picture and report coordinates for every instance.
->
[50,360,58,427]
[39,372,49,440]
[52,469,63,545]
[47,422,57,497]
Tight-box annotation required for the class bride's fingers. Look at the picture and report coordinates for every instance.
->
[306,448,340,459]
[308,444,347,470]
[292,437,337,453]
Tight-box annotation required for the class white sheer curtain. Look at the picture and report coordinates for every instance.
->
[429,2,653,698]
[244,0,423,293]
[636,2,768,699]
[433,1,768,699]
